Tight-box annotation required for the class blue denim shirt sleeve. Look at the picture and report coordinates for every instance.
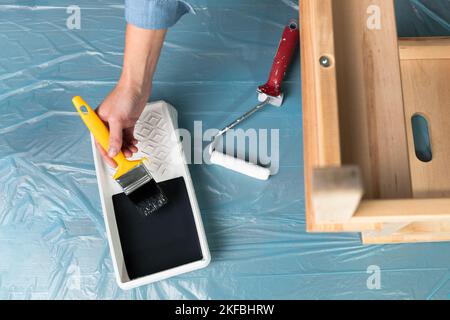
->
[125,0,194,30]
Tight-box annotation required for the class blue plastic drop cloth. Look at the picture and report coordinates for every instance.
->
[0,0,449,299]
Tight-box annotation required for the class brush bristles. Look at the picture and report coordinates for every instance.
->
[116,162,168,215]
[127,179,168,216]
[116,163,152,195]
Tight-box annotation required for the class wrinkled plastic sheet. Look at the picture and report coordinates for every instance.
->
[0,0,449,300]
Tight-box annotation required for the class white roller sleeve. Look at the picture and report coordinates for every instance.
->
[210,151,271,181]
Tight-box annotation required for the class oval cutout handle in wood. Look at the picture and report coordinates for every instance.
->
[411,114,433,163]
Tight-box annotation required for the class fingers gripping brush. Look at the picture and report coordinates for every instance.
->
[209,20,299,180]
[72,96,168,216]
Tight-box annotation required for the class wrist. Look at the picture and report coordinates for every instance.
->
[117,25,166,103]
[118,72,152,100]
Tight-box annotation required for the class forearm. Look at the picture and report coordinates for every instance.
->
[119,24,167,97]
[95,1,192,163]
[120,0,193,96]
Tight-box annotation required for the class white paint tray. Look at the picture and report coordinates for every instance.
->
[91,101,210,290]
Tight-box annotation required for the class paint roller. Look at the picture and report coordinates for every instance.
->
[209,20,299,180]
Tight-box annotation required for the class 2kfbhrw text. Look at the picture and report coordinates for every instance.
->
[175,304,275,317]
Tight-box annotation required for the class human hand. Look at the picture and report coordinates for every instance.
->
[95,82,150,168]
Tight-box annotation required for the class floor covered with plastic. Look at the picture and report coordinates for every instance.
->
[0,0,449,299]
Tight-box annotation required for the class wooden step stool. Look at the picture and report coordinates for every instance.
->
[300,0,450,244]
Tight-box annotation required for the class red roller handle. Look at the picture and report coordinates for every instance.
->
[258,20,299,98]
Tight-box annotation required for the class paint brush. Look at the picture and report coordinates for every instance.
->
[72,96,168,216]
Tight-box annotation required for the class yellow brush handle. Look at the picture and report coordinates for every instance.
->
[72,96,141,179]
